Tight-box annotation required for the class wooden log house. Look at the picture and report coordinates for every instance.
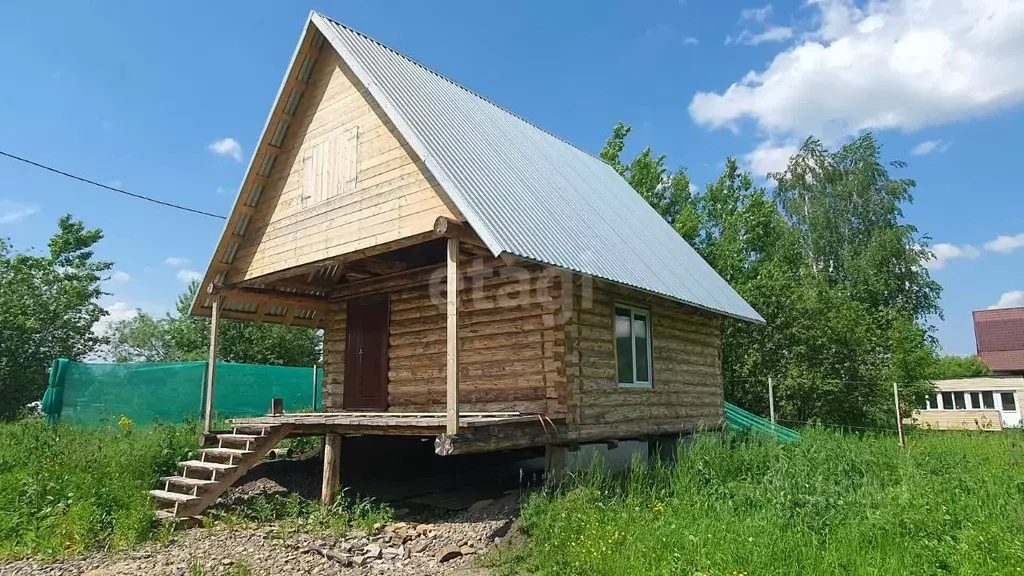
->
[149,12,764,520]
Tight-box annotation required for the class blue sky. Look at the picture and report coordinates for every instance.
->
[1,0,1022,354]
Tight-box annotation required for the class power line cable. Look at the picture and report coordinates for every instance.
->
[0,149,227,220]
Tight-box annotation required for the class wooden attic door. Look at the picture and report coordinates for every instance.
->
[343,296,390,410]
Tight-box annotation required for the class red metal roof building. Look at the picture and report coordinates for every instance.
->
[974,307,1024,374]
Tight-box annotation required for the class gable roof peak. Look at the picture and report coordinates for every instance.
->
[310,12,600,163]
[304,11,763,324]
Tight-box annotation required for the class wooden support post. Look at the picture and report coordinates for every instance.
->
[893,382,906,448]
[768,376,776,425]
[321,433,342,504]
[203,291,223,434]
[545,444,568,484]
[446,236,460,435]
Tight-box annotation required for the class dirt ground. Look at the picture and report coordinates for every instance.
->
[1,436,537,576]
[1,496,523,575]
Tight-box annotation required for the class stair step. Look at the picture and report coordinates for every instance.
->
[161,476,219,488]
[155,509,204,526]
[199,447,254,458]
[217,433,264,442]
[149,489,200,504]
[232,425,274,435]
[179,459,237,472]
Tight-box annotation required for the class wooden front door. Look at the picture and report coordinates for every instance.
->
[343,296,390,410]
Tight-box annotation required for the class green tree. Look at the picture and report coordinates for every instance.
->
[0,215,112,418]
[106,280,320,366]
[599,122,700,243]
[602,125,943,426]
[927,355,992,380]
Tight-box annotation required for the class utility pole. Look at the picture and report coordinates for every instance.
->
[768,376,776,424]
[893,382,906,448]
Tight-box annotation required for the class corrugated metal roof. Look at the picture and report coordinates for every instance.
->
[312,12,764,324]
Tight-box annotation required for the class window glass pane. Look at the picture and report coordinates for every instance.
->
[633,313,650,383]
[969,392,981,409]
[941,392,954,410]
[926,394,939,410]
[982,391,995,409]
[615,307,634,384]
[1000,392,1016,412]
[953,392,966,410]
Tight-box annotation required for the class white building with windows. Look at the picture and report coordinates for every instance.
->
[914,377,1023,430]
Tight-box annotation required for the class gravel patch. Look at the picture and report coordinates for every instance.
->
[0,496,519,576]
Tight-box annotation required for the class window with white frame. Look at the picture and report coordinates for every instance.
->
[614,304,652,388]
[982,391,996,409]
[1000,392,1017,412]
[923,389,1017,411]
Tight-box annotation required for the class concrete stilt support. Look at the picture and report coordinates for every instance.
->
[647,434,680,466]
[544,444,568,485]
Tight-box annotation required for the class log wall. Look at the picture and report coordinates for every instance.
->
[322,260,726,441]
[323,254,568,415]
[564,277,725,437]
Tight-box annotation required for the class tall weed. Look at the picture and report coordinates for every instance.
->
[0,419,195,558]
[510,429,1024,575]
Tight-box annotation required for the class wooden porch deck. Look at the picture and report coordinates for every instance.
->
[227,411,559,437]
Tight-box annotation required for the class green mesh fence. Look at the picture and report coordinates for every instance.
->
[42,359,322,426]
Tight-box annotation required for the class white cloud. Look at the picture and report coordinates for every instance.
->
[104,180,123,188]
[683,36,700,45]
[208,137,243,162]
[989,290,1024,309]
[689,182,699,193]
[741,4,775,22]
[743,140,798,177]
[177,269,202,284]
[911,139,950,156]
[109,271,132,283]
[0,200,39,225]
[733,26,795,45]
[691,0,1024,144]
[984,233,1024,254]
[164,256,190,267]
[728,4,793,45]
[926,242,980,271]
[216,186,229,195]
[92,301,140,336]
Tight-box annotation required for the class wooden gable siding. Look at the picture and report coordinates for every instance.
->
[322,254,568,415]
[229,47,460,283]
[564,277,725,437]
[910,410,1003,431]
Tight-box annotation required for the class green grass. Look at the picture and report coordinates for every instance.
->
[0,418,393,560]
[499,429,1024,576]
[0,418,196,558]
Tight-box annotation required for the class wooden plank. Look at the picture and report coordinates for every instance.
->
[446,236,460,435]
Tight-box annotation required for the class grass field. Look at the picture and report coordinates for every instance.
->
[496,429,1024,576]
[0,419,391,559]
[0,418,196,558]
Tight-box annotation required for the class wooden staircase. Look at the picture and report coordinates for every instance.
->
[151,423,292,520]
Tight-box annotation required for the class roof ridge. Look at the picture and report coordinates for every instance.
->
[315,13,604,163]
